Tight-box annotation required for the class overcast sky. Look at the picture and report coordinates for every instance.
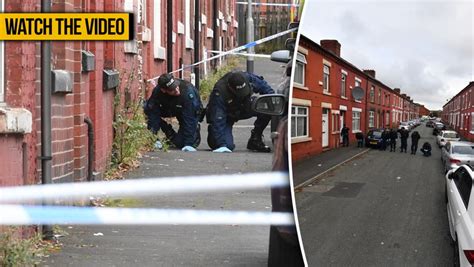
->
[299,0,473,110]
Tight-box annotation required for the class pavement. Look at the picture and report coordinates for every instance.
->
[42,57,287,267]
[292,144,370,189]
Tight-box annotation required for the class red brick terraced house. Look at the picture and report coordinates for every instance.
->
[365,70,394,129]
[418,103,430,117]
[442,81,474,141]
[291,35,423,162]
[292,36,368,161]
[391,88,404,127]
[0,0,238,188]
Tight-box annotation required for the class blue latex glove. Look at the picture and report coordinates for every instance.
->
[182,146,197,152]
[154,140,163,150]
[213,147,232,153]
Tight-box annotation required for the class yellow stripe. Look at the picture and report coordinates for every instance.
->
[0,13,133,40]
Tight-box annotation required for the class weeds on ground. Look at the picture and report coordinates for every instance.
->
[0,227,61,267]
[106,67,157,180]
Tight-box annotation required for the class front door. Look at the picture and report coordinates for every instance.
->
[322,109,329,147]
[340,111,345,143]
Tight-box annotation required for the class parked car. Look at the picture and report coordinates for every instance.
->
[365,129,385,148]
[426,120,435,128]
[433,122,445,135]
[398,122,411,131]
[437,130,460,147]
[445,165,474,266]
[441,141,474,173]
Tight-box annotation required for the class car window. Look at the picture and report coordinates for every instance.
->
[372,131,382,138]
[454,167,473,209]
[453,146,474,155]
[444,132,458,138]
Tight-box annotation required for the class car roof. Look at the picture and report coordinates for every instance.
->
[449,141,474,146]
[441,130,457,134]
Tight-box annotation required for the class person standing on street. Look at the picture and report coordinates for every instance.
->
[144,73,203,152]
[410,130,421,155]
[206,71,274,153]
[389,128,398,152]
[399,128,409,153]
[356,132,364,147]
[341,124,350,147]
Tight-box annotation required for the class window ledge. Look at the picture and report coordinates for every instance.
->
[323,91,331,96]
[0,107,32,134]
[341,96,348,100]
[355,100,362,103]
[352,130,362,134]
[291,136,312,144]
[293,84,309,90]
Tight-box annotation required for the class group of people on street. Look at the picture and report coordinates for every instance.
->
[143,71,275,153]
[350,126,431,156]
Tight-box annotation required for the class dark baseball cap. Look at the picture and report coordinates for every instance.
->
[158,73,179,91]
[227,72,251,97]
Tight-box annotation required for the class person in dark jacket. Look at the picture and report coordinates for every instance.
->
[420,142,432,156]
[144,73,202,152]
[341,125,350,147]
[380,129,390,151]
[399,128,409,153]
[355,132,364,147]
[389,128,398,152]
[410,130,421,155]
[206,71,274,153]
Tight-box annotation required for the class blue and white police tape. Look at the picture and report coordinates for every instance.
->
[0,172,289,204]
[0,205,295,226]
[147,27,297,81]
[209,50,271,59]
[236,2,300,7]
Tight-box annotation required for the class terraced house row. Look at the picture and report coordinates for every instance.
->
[291,34,430,161]
[0,0,238,187]
[441,81,474,141]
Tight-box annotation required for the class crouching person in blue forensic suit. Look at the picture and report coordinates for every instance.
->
[206,71,274,153]
[144,73,203,152]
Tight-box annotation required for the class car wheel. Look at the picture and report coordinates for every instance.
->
[268,226,304,267]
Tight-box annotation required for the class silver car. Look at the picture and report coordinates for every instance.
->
[437,130,461,147]
[441,141,474,173]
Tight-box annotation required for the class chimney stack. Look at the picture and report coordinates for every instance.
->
[401,93,406,98]
[363,70,376,78]
[320,40,341,57]
[394,88,401,94]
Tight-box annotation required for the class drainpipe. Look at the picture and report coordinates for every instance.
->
[194,0,200,90]
[212,0,218,68]
[167,0,173,73]
[84,117,94,181]
[41,0,53,240]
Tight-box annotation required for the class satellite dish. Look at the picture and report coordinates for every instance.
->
[352,86,364,101]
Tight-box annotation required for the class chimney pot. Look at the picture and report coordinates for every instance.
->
[320,40,341,57]
[363,70,376,78]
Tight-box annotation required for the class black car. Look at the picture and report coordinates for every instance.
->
[365,129,386,148]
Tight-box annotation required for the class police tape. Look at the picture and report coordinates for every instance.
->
[236,2,300,7]
[209,50,271,58]
[0,172,289,204]
[0,205,295,226]
[147,27,297,82]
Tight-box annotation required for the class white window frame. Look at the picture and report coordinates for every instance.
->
[352,110,361,132]
[294,52,306,86]
[185,0,194,49]
[340,72,347,98]
[323,65,330,93]
[292,105,309,138]
[370,86,375,102]
[369,111,375,128]
[471,112,474,133]
[153,0,166,59]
